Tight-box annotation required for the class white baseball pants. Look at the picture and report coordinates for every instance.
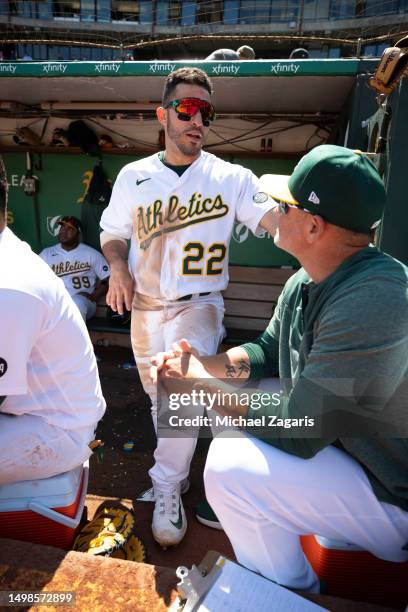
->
[0,413,95,484]
[204,431,408,593]
[131,292,225,492]
[72,294,96,322]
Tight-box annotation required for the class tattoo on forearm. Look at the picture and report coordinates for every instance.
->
[224,360,250,378]
[238,360,250,376]
[225,365,236,378]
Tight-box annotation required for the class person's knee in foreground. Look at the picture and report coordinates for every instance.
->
[156,145,408,589]
[0,157,106,484]
[100,67,277,547]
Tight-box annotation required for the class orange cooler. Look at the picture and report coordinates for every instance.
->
[0,462,88,550]
[301,534,408,608]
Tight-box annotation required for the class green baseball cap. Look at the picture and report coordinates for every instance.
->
[260,145,386,233]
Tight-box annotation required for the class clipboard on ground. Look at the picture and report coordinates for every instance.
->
[170,550,328,611]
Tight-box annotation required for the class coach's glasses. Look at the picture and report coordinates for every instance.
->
[272,198,312,216]
[165,97,216,127]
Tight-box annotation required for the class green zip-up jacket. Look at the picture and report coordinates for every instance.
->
[242,247,408,512]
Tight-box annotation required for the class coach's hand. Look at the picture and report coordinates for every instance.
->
[158,339,207,381]
[106,260,134,315]
[162,351,208,382]
[150,339,200,384]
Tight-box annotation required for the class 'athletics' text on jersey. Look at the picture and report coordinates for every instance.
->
[40,243,109,296]
[101,151,274,301]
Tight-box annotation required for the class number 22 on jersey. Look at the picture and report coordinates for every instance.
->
[182,242,227,276]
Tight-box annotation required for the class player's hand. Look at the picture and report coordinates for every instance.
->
[106,261,134,314]
[160,350,209,382]
[150,339,199,384]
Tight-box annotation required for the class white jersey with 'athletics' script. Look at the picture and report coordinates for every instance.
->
[100,151,274,301]
[40,243,109,297]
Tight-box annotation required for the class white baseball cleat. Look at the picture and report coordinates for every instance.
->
[152,489,187,548]
[137,478,190,502]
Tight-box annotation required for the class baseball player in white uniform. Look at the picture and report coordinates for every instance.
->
[40,216,109,321]
[0,159,106,484]
[100,67,277,547]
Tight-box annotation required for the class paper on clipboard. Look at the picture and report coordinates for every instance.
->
[197,557,327,611]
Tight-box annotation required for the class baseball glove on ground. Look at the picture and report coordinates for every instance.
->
[111,534,146,563]
[73,507,134,556]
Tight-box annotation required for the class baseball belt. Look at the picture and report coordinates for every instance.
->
[177,292,212,301]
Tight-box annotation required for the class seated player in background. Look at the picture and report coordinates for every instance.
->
[40,216,109,321]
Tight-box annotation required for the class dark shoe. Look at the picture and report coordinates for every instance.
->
[195,500,223,530]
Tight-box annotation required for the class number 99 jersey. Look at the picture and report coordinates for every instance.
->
[100,151,274,301]
[39,242,109,297]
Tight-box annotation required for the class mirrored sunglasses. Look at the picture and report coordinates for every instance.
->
[165,97,216,127]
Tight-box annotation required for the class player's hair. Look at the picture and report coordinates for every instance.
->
[162,67,212,105]
[237,45,255,59]
[0,156,8,216]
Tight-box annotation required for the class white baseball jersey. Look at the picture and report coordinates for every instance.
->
[40,242,109,297]
[0,227,106,430]
[100,151,274,301]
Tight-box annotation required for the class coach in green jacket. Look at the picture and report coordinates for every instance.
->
[154,145,408,592]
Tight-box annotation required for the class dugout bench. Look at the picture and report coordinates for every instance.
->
[87,266,295,349]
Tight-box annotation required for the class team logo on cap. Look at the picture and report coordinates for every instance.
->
[0,358,8,378]
[308,191,320,205]
[253,192,269,204]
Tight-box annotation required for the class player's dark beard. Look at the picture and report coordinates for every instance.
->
[167,115,205,158]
